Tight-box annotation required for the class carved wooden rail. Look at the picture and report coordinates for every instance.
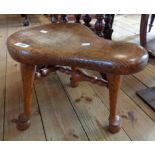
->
[35,65,108,88]
[50,14,114,39]
[22,14,114,40]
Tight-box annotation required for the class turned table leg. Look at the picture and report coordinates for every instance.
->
[107,75,122,133]
[17,64,35,130]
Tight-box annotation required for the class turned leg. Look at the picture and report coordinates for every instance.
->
[17,64,35,130]
[107,75,122,133]
[70,67,79,88]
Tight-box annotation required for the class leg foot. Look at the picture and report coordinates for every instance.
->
[107,75,122,133]
[109,115,122,133]
[16,113,31,130]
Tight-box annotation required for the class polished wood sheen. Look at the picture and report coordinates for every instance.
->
[17,64,35,130]
[7,23,148,133]
[107,75,122,133]
[7,23,148,75]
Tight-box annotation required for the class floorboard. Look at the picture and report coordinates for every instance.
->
[35,73,88,140]
[57,72,130,141]
[0,15,7,140]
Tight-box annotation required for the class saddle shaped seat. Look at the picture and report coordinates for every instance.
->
[7,23,148,75]
[7,23,148,134]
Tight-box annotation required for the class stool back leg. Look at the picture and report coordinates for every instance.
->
[17,64,35,130]
[107,75,122,133]
[70,67,79,88]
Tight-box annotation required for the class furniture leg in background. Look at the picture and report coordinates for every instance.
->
[148,14,155,32]
[21,14,29,26]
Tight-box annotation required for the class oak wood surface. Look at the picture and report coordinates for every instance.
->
[7,23,148,75]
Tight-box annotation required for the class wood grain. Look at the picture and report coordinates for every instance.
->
[89,71,155,140]
[35,73,88,140]
[134,68,155,87]
[0,15,7,140]
[57,72,130,140]
[7,23,148,75]
[122,75,155,121]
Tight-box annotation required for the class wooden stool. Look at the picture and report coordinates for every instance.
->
[7,23,148,133]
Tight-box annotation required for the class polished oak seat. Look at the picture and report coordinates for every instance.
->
[7,23,148,133]
[8,23,148,74]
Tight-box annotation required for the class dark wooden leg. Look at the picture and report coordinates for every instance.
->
[110,14,115,27]
[74,14,81,23]
[95,14,104,37]
[83,14,92,28]
[21,14,29,26]
[103,14,114,40]
[140,14,155,57]
[50,14,59,23]
[107,75,122,133]
[136,14,155,109]
[17,64,35,130]
[148,14,155,32]
[61,14,68,23]
[140,14,149,48]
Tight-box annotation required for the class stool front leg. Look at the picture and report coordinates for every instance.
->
[17,64,35,130]
[107,75,122,133]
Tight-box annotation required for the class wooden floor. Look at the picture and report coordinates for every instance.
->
[0,14,155,141]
